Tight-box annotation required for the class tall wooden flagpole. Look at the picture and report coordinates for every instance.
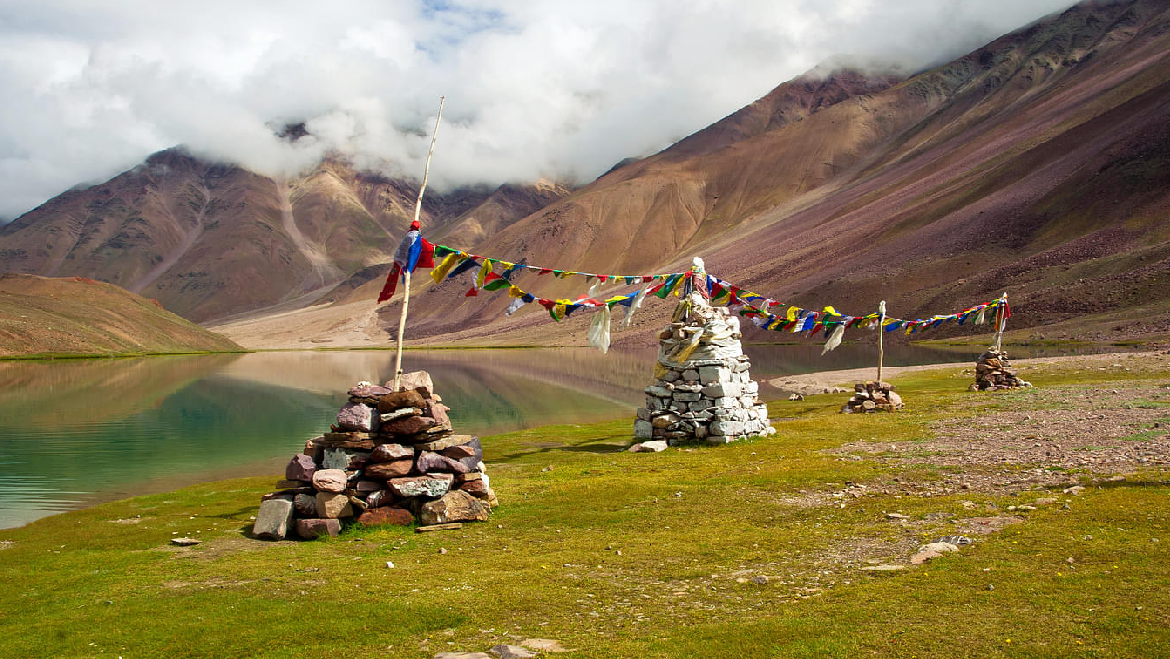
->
[394,96,445,390]
[877,300,886,383]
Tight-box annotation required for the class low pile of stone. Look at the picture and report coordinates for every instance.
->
[252,371,497,541]
[840,380,903,413]
[969,348,1032,391]
[633,296,773,446]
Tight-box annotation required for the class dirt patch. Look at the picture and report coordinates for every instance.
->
[831,383,1170,477]
[0,541,13,550]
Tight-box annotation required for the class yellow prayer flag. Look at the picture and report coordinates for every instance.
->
[786,306,799,322]
[476,260,492,288]
[430,252,462,284]
[508,285,525,299]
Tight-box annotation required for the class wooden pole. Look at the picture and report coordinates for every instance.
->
[877,300,886,383]
[994,292,1008,353]
[394,96,445,390]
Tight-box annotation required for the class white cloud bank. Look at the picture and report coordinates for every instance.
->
[0,0,1078,219]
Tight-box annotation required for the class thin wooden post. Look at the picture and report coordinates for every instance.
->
[994,292,1008,353]
[877,300,886,383]
[393,96,445,390]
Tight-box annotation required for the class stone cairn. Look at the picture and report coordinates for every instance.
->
[969,348,1032,391]
[632,263,774,448]
[252,371,497,540]
[840,380,903,413]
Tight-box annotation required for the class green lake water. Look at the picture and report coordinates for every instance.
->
[0,343,1127,528]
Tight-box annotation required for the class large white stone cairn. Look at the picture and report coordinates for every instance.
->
[633,259,774,446]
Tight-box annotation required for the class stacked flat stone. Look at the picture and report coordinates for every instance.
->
[969,348,1032,391]
[252,370,497,541]
[632,290,773,446]
[840,381,904,413]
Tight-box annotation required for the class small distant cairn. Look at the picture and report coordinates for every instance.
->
[840,380,903,414]
[252,371,497,541]
[969,348,1032,391]
[632,259,774,448]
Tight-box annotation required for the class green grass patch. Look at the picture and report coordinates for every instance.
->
[1,361,1168,657]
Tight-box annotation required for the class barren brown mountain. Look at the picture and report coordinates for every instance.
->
[0,152,568,324]
[365,0,1170,350]
[4,0,1170,351]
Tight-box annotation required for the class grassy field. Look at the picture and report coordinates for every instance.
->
[1,356,1167,658]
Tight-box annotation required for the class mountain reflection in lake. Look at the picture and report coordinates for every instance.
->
[0,342,1125,528]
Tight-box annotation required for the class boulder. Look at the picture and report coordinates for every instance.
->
[363,460,414,480]
[381,414,437,437]
[701,382,741,398]
[651,413,681,429]
[372,442,418,463]
[315,492,353,519]
[437,437,482,471]
[388,474,453,499]
[376,390,427,414]
[489,644,537,659]
[295,518,341,539]
[336,402,378,432]
[303,435,324,457]
[311,469,348,493]
[458,479,490,497]
[293,493,318,517]
[285,454,317,482]
[369,443,414,464]
[392,370,435,396]
[347,383,393,399]
[252,497,294,540]
[356,506,414,527]
[709,420,744,436]
[354,480,383,493]
[426,399,451,426]
[322,448,369,470]
[319,433,376,450]
[366,489,394,509]
[420,490,489,525]
[416,451,470,474]
[628,440,668,453]
[414,434,477,452]
[441,444,476,460]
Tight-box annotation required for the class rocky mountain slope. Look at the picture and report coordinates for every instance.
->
[366,0,1170,349]
[5,0,1170,350]
[0,152,569,323]
[0,274,243,356]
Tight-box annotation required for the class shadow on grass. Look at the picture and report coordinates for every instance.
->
[492,436,632,462]
[1094,479,1170,490]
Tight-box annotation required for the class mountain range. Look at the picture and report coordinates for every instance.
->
[3,0,1169,350]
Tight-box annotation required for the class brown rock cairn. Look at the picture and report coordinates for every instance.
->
[969,348,1032,391]
[840,380,904,414]
[251,371,497,541]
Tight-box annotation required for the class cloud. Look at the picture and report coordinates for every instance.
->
[0,0,1078,220]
